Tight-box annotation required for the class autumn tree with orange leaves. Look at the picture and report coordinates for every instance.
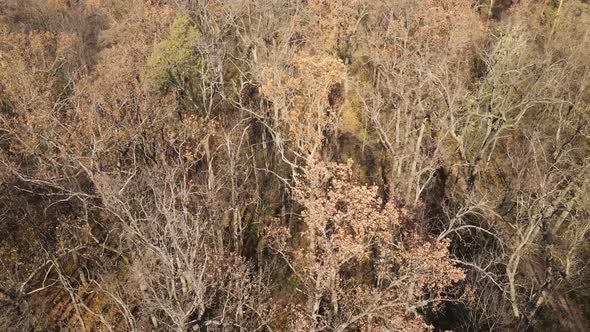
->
[266,159,464,331]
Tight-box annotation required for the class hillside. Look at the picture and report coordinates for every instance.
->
[1,0,590,331]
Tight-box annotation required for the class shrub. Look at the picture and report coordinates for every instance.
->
[143,14,202,92]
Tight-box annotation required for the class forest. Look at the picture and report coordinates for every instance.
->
[0,0,589,331]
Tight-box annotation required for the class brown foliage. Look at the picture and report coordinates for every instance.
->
[266,159,464,331]
[1,0,590,331]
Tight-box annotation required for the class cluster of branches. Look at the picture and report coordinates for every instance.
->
[1,0,590,331]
